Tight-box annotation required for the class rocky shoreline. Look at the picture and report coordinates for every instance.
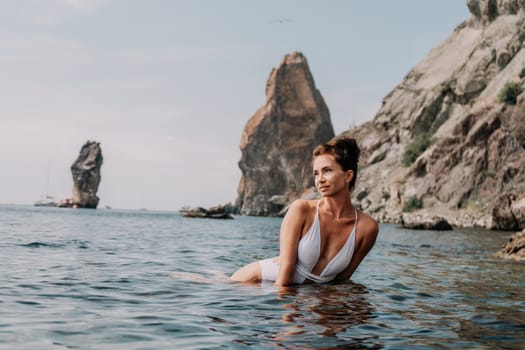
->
[493,229,525,261]
[180,205,234,220]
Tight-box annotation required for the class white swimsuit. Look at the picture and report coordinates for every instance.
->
[259,202,357,284]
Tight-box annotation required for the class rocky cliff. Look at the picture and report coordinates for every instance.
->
[71,141,103,209]
[343,0,525,230]
[236,52,335,215]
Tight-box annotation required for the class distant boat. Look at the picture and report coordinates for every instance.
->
[34,195,58,207]
[35,160,58,207]
[57,198,73,208]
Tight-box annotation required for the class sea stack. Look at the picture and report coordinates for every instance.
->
[236,52,335,216]
[71,141,103,209]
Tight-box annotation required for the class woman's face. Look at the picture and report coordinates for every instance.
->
[313,154,352,196]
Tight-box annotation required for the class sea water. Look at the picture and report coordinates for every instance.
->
[0,204,523,349]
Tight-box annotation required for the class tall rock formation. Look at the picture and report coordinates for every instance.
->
[236,52,335,216]
[343,0,525,229]
[71,141,103,209]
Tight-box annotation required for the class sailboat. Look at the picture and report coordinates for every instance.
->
[34,159,58,207]
[34,195,58,207]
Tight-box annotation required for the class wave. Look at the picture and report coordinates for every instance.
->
[19,240,91,249]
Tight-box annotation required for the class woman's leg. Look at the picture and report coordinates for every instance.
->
[230,261,262,283]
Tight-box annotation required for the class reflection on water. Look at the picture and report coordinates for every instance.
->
[202,282,383,349]
[0,205,524,349]
[276,283,375,340]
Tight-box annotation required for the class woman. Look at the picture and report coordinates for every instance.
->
[230,137,379,286]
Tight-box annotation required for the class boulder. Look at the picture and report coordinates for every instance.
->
[513,195,525,228]
[71,141,103,209]
[400,213,453,230]
[493,229,525,260]
[180,205,233,219]
[491,192,525,230]
[235,51,335,216]
[492,193,518,229]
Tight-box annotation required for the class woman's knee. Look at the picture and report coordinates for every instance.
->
[230,261,261,283]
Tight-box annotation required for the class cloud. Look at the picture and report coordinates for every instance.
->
[4,0,105,26]
[54,0,103,13]
[0,33,84,51]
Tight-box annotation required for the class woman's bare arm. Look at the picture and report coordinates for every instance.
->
[275,200,310,286]
[334,214,379,282]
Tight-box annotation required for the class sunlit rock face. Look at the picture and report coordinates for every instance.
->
[71,141,103,209]
[236,52,335,216]
[340,1,525,229]
[467,0,525,22]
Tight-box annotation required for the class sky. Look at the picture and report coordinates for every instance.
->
[0,0,470,211]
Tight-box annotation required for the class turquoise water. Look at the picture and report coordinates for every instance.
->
[0,204,523,349]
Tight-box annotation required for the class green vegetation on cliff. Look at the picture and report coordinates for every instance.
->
[402,132,432,166]
[403,196,423,212]
[497,81,522,105]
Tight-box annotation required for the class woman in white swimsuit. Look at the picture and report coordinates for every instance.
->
[231,137,379,286]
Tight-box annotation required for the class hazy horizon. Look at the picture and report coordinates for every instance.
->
[0,1,470,211]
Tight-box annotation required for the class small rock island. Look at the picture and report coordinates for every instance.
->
[71,141,103,209]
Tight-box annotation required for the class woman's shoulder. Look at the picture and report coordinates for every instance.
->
[287,199,318,216]
[356,210,379,239]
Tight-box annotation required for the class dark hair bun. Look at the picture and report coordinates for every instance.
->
[331,137,360,164]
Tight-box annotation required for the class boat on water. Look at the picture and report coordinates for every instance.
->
[57,198,73,208]
[34,196,75,208]
[34,195,58,207]
[35,162,59,207]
